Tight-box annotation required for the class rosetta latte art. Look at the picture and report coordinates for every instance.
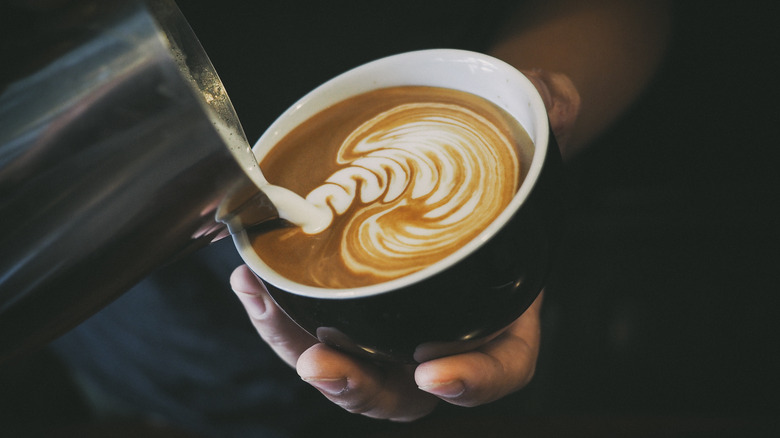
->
[304,102,520,280]
[252,86,527,288]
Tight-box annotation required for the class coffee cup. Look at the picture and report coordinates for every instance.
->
[231,49,561,363]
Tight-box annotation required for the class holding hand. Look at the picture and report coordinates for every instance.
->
[231,264,543,421]
[230,69,579,421]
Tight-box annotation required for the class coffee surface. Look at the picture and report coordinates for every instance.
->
[252,86,531,288]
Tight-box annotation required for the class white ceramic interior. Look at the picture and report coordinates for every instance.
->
[234,49,549,299]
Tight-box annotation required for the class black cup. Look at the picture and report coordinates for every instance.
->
[233,49,561,363]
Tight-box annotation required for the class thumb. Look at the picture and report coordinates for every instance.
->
[522,69,581,157]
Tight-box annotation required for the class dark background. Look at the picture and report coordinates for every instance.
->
[2,0,778,436]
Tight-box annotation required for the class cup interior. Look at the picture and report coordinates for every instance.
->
[234,49,549,299]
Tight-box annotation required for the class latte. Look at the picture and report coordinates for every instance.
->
[251,86,532,288]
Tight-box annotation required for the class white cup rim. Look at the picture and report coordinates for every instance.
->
[234,49,549,299]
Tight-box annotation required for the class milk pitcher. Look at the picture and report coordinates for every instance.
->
[0,0,272,362]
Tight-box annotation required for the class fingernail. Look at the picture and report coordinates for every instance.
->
[419,380,466,399]
[303,377,348,396]
[236,292,266,319]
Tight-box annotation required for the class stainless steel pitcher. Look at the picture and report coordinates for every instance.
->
[0,0,274,362]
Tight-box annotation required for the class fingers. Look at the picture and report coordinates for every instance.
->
[415,292,543,407]
[230,264,317,367]
[232,265,437,420]
[522,69,581,157]
[297,344,440,422]
[233,263,543,417]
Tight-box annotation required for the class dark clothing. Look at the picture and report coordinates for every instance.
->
[52,240,319,437]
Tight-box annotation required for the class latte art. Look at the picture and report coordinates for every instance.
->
[252,86,530,288]
[304,102,519,279]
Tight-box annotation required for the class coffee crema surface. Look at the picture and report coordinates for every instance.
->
[252,86,532,288]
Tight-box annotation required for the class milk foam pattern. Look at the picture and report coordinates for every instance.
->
[305,102,519,279]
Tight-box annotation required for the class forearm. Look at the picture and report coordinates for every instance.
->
[490,0,672,152]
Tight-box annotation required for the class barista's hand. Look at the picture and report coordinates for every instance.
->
[229,73,577,421]
[231,265,542,421]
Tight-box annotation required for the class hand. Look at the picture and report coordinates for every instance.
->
[231,265,544,422]
[229,70,578,422]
